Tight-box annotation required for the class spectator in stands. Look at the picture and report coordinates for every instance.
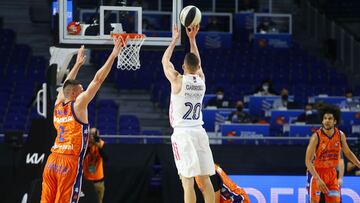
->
[253,80,277,96]
[272,88,298,109]
[228,101,254,123]
[296,103,318,124]
[339,89,360,111]
[83,128,107,203]
[206,88,230,108]
[273,88,289,110]
[257,18,277,34]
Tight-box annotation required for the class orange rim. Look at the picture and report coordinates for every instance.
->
[111,33,146,39]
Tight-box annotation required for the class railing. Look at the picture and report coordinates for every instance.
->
[1,133,357,146]
[302,1,360,80]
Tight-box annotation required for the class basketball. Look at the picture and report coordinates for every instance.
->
[179,5,202,28]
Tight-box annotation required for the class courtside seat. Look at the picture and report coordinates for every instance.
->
[97,99,118,110]
[119,115,140,131]
[118,115,141,143]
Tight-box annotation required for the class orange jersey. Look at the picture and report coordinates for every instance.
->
[52,101,89,156]
[215,164,250,203]
[41,101,89,203]
[313,128,341,169]
[83,140,105,181]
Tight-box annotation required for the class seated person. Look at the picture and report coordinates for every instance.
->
[339,89,360,111]
[206,88,230,108]
[195,164,250,203]
[228,101,255,123]
[296,103,318,124]
[272,88,298,110]
[253,80,277,96]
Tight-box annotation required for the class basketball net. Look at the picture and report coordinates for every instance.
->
[112,33,146,71]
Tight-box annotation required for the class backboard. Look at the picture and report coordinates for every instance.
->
[54,0,182,47]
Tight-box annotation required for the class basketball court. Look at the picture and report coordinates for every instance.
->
[1,0,360,202]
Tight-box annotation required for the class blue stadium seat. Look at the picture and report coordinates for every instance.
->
[97,99,118,110]
[119,115,140,131]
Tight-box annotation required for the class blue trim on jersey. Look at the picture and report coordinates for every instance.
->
[70,124,89,203]
[220,183,245,203]
[71,102,88,125]
[306,171,312,187]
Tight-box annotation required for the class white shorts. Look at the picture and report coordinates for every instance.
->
[171,126,215,178]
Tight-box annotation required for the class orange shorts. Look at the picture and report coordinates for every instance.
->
[307,168,340,203]
[41,153,83,203]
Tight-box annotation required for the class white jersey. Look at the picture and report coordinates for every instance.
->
[169,74,205,128]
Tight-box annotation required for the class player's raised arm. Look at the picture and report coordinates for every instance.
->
[340,132,360,168]
[75,37,124,108]
[55,45,86,105]
[186,24,204,80]
[305,133,329,194]
[162,25,181,83]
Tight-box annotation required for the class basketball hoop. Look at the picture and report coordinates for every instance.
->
[111,33,146,71]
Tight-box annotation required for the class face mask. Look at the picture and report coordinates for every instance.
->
[282,95,288,100]
[262,85,269,91]
[347,98,352,102]
[306,110,312,115]
[237,106,243,111]
[217,95,224,100]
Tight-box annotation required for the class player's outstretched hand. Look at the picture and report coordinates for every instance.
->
[111,36,126,58]
[316,178,329,194]
[76,45,86,66]
[171,25,180,43]
[186,24,200,39]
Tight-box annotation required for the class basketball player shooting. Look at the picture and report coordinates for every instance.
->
[41,37,125,203]
[162,24,215,203]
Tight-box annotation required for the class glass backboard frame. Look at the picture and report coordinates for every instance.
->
[58,0,182,47]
